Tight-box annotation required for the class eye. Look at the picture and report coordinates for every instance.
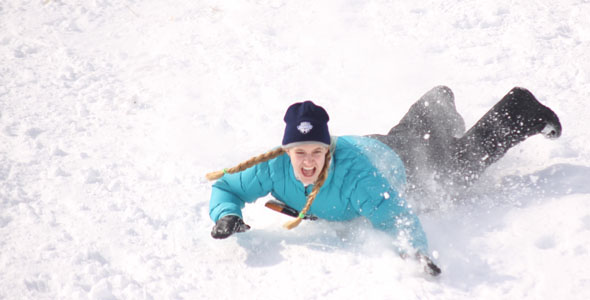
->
[312,149,326,156]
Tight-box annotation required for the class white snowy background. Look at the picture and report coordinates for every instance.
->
[1,0,590,299]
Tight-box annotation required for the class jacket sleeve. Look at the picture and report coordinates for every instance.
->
[209,160,274,222]
[351,176,428,254]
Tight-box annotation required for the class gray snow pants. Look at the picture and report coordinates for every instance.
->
[369,86,562,196]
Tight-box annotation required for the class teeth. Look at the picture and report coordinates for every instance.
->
[301,166,315,177]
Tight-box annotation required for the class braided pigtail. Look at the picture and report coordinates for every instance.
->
[283,150,332,230]
[205,147,286,181]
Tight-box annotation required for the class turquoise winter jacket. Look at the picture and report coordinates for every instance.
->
[209,136,428,253]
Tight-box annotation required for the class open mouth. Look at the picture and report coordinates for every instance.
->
[301,166,316,178]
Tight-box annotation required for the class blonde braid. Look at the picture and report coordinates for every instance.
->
[283,150,332,230]
[205,148,286,181]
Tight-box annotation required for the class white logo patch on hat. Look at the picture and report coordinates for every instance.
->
[297,122,313,134]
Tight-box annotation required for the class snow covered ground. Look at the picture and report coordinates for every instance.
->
[1,0,590,299]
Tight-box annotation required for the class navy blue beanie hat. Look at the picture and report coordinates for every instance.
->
[282,101,331,148]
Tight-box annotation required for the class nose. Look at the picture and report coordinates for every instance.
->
[302,154,315,164]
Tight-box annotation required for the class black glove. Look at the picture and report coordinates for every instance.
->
[211,215,251,239]
[416,252,442,276]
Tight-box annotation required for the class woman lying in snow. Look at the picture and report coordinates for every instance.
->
[205,86,561,276]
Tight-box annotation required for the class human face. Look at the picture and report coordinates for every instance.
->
[285,144,328,186]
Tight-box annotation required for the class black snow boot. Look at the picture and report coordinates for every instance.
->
[451,87,562,186]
